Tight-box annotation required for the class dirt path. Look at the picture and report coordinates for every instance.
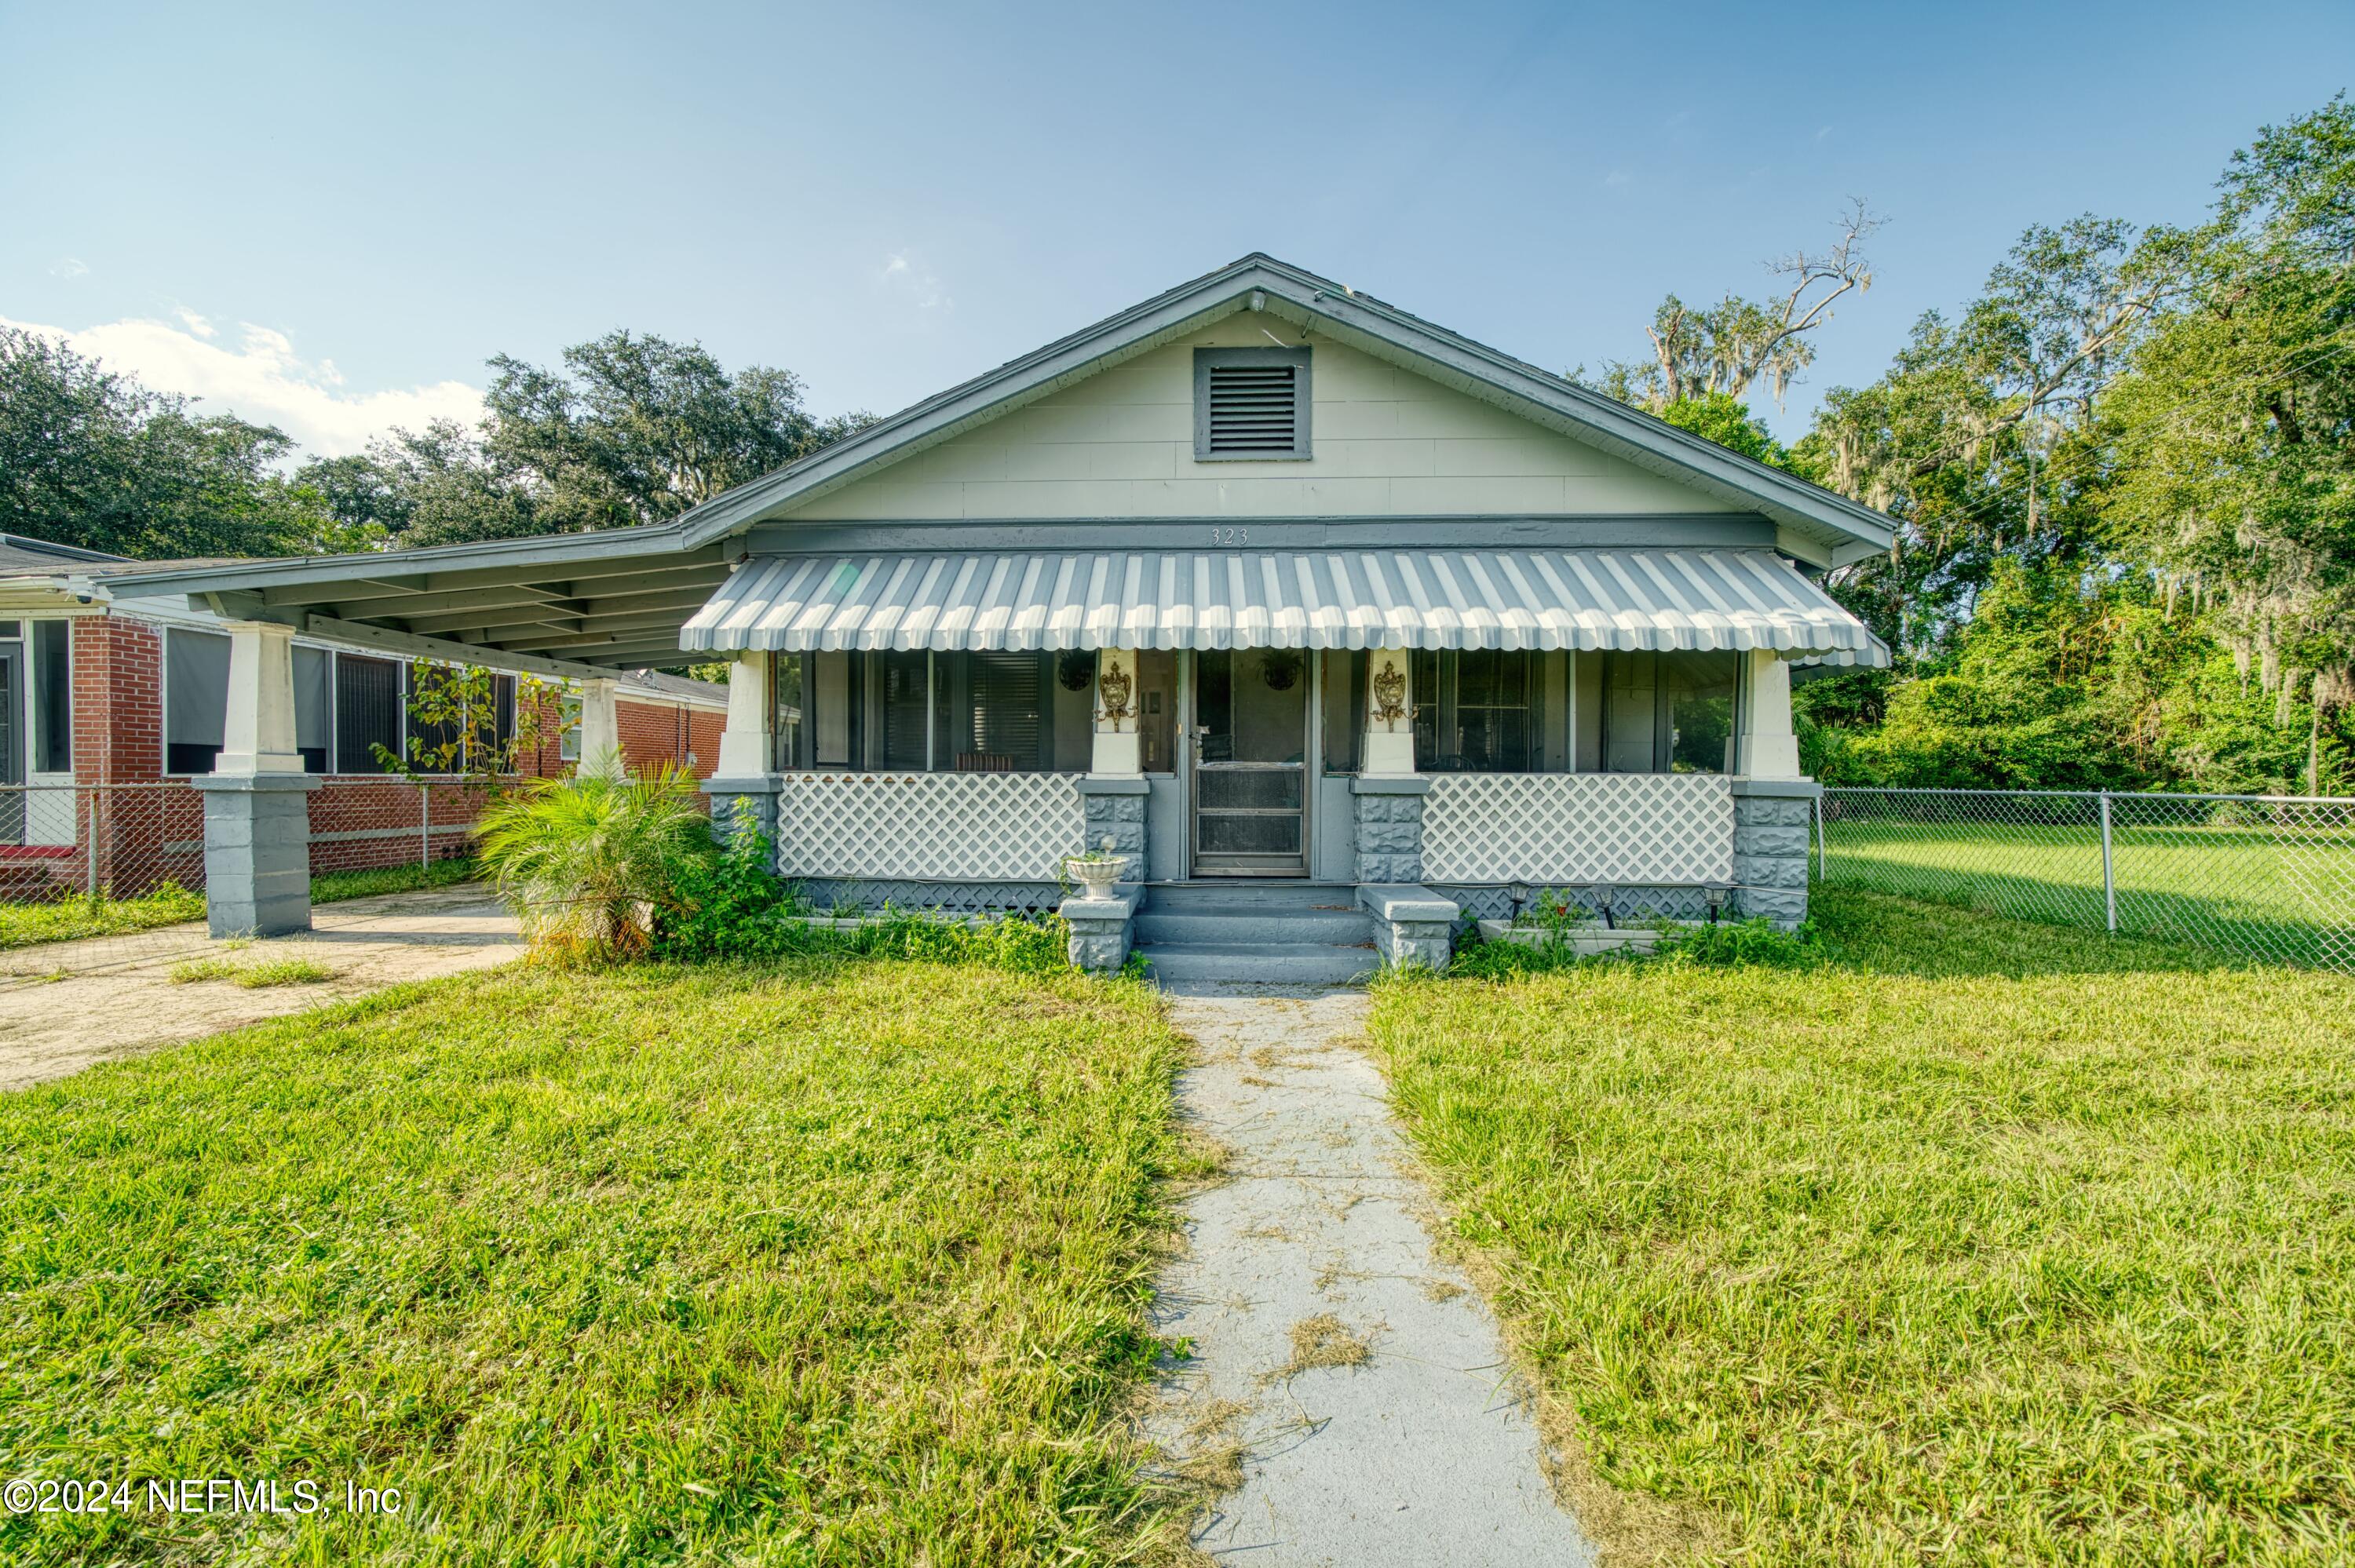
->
[1148,992,1593,1566]
[0,887,521,1091]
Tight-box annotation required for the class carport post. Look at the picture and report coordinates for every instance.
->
[578,678,623,778]
[194,621,319,939]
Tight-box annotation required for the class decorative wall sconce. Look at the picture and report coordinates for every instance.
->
[1371,655,1408,730]
[1096,653,1135,728]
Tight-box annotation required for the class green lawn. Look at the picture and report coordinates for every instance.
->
[1371,888,2355,1566]
[0,957,1199,1566]
[0,859,479,952]
[309,854,481,905]
[0,882,205,950]
[1820,815,2355,971]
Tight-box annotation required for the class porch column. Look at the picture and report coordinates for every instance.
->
[1361,645,1416,776]
[1744,650,1803,779]
[1734,651,1814,929]
[193,621,319,938]
[1352,644,1429,885]
[1077,647,1148,877]
[703,651,782,848]
[1090,648,1143,776]
[578,677,623,777]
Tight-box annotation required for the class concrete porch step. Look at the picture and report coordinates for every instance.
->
[1138,940,1377,987]
[1133,907,1372,946]
[1143,881,1359,913]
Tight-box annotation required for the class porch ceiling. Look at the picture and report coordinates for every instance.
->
[680,547,1888,662]
[111,537,732,676]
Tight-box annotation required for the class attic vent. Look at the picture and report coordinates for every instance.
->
[1194,346,1311,461]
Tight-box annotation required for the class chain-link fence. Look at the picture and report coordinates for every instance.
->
[1816,787,2355,974]
[2,779,487,983]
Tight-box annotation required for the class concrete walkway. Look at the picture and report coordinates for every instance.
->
[1148,993,1594,1566]
[0,887,521,1091]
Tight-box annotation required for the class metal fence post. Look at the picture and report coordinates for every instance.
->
[86,785,100,898]
[421,783,431,869]
[2098,789,2116,933]
[1813,793,1826,881]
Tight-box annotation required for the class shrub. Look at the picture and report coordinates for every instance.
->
[845,908,1072,974]
[1652,915,1830,968]
[473,757,711,961]
[652,832,1077,974]
[1448,915,1828,979]
[654,830,811,960]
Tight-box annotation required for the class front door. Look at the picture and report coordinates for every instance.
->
[1191,648,1309,877]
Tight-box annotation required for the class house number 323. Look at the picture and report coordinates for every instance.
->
[1209,527,1250,547]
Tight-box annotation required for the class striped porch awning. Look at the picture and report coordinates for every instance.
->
[680,548,1886,663]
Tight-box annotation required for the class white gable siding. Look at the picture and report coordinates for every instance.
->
[786,315,1734,521]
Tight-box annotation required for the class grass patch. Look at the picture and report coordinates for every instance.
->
[0,957,1197,1565]
[1820,816,2354,968]
[0,882,205,950]
[0,858,476,957]
[310,855,479,905]
[166,956,242,984]
[1370,887,2355,1565]
[231,957,336,988]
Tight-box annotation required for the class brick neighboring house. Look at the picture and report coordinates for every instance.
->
[0,534,725,899]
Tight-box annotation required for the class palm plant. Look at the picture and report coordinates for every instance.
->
[473,755,711,960]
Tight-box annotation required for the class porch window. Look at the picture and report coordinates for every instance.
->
[1411,650,1537,773]
[877,651,929,770]
[1595,650,1740,775]
[1320,650,1365,774]
[948,650,1050,771]
[772,652,809,768]
[770,650,1077,773]
[1134,650,1178,773]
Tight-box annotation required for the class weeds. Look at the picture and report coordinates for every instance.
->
[232,957,335,988]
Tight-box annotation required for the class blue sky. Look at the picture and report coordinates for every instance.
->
[5,0,2351,456]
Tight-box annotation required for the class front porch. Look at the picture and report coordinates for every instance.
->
[699,634,1827,977]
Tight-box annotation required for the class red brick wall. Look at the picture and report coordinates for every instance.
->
[71,614,166,784]
[617,696,723,780]
[301,777,491,877]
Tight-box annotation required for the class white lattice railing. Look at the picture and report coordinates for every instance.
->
[1421,774,1735,884]
[776,771,1086,882]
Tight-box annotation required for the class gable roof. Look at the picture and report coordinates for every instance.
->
[672,253,1895,566]
[104,253,1894,668]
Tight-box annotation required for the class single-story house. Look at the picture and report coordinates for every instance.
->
[108,256,1889,976]
[0,532,725,902]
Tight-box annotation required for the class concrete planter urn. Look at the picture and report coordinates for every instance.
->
[1475,918,1669,957]
[1065,854,1130,901]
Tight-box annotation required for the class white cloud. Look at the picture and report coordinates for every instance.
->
[49,257,88,278]
[1605,170,1633,188]
[877,250,951,312]
[0,312,483,459]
